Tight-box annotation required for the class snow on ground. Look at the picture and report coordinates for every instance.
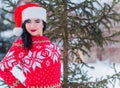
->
[0,60,120,88]
[84,60,120,79]
[83,60,120,88]
[61,60,120,88]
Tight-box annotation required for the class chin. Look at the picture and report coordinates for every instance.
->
[31,34,41,36]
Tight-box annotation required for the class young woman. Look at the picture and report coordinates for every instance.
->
[0,3,61,88]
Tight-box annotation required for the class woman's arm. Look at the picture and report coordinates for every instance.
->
[0,38,25,88]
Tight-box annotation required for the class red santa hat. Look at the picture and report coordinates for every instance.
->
[13,3,46,36]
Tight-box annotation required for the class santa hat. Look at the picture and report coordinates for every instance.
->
[13,3,46,36]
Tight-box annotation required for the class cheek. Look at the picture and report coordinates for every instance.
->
[40,25,44,29]
[38,23,43,28]
[36,25,44,31]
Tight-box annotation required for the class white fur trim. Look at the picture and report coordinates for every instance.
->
[22,7,46,22]
[13,27,23,36]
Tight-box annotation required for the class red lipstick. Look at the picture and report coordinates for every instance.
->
[31,29,36,32]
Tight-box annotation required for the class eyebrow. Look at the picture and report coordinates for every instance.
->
[25,19,41,23]
[25,19,30,22]
[35,19,40,21]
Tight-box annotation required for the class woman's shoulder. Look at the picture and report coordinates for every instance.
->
[12,37,23,47]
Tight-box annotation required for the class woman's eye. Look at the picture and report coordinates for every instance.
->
[35,20,40,23]
[26,20,31,23]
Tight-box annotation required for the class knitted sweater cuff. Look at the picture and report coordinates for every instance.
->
[12,80,26,88]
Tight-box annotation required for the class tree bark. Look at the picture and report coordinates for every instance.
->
[62,0,69,87]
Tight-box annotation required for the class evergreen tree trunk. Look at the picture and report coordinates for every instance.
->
[63,35,69,87]
[62,0,69,87]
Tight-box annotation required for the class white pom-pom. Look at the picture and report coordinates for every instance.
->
[13,27,23,36]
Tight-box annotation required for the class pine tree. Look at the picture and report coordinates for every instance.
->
[1,0,120,88]
[0,0,14,57]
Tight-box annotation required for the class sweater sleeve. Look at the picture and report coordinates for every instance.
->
[0,38,25,88]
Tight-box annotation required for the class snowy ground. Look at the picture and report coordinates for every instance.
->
[82,60,120,88]
[0,60,120,88]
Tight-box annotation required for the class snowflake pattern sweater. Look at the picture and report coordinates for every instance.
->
[0,36,61,88]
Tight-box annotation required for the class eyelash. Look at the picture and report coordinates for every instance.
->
[36,21,40,23]
[26,20,40,23]
[26,21,30,23]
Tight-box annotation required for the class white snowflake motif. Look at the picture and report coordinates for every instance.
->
[46,44,61,63]
[0,51,16,71]
[22,50,51,74]
[21,44,60,74]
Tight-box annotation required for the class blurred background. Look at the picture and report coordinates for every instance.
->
[0,0,120,88]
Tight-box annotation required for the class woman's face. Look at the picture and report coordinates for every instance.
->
[25,18,44,36]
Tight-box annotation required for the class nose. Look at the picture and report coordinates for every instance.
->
[30,22,35,28]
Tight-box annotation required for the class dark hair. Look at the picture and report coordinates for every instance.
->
[21,20,46,50]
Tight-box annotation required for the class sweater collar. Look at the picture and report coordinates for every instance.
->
[31,36,50,41]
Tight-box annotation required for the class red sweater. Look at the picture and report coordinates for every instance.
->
[0,36,61,88]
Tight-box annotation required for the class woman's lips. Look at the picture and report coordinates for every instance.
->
[31,29,36,32]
